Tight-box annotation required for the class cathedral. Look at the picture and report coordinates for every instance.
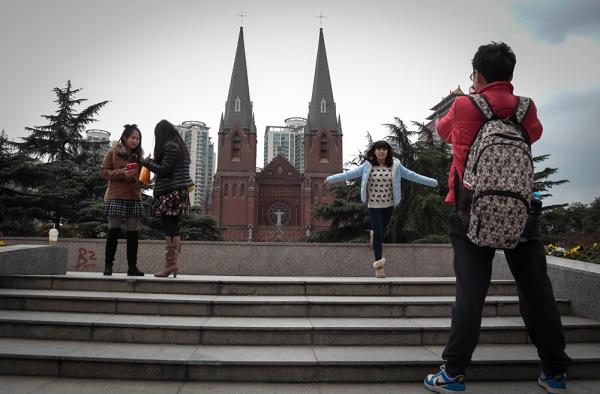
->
[210,27,343,241]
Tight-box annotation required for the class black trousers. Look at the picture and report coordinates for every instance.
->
[443,212,570,377]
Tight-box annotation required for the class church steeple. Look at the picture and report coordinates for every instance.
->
[222,27,256,133]
[306,28,337,133]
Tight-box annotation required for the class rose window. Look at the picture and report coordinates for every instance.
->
[268,203,291,225]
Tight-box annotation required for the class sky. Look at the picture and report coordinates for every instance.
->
[1,0,599,206]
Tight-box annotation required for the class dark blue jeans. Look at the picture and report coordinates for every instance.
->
[368,206,394,260]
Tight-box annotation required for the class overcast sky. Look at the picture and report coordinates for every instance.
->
[1,0,599,206]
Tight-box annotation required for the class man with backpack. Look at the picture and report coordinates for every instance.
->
[424,42,570,393]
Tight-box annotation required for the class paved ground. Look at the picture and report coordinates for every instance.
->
[0,376,599,394]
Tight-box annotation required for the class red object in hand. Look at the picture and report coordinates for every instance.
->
[126,162,138,171]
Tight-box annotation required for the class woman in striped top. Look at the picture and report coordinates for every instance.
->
[142,120,194,278]
[325,140,438,277]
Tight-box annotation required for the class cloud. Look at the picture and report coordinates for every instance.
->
[514,0,600,44]
[533,85,600,205]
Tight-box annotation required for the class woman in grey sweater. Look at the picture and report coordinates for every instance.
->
[142,120,194,277]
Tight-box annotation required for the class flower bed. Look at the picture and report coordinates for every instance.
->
[545,242,600,264]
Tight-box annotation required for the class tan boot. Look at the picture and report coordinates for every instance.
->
[172,235,181,270]
[154,236,178,278]
[373,257,386,278]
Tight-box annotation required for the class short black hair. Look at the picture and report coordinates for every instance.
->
[472,41,516,83]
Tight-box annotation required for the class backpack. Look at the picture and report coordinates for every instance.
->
[459,94,534,249]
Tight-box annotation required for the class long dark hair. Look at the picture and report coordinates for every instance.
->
[153,119,190,162]
[118,124,143,164]
[365,140,394,167]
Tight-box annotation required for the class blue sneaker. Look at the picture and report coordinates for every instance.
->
[538,371,567,393]
[424,366,465,393]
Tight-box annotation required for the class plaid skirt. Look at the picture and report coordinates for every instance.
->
[104,199,144,218]
[151,189,191,218]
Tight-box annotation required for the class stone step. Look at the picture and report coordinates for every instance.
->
[0,273,518,296]
[2,376,600,394]
[0,310,598,346]
[0,288,571,318]
[0,338,598,382]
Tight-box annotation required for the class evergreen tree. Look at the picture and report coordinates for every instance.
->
[309,180,369,242]
[180,207,223,241]
[16,80,108,162]
[0,131,49,233]
[9,81,109,230]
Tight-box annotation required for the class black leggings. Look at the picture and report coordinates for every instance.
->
[162,215,181,236]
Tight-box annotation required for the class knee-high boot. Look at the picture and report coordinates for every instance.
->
[126,231,144,276]
[154,236,178,278]
[104,228,120,276]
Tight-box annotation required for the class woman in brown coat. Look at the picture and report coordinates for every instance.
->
[100,124,145,276]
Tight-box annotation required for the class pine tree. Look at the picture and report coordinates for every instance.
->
[10,81,109,230]
[533,154,569,203]
[17,80,108,162]
[0,130,49,233]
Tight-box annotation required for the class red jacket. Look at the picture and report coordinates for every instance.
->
[437,81,543,204]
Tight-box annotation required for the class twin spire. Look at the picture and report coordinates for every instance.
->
[220,27,340,135]
[221,27,255,134]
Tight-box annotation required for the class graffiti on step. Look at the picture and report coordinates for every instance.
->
[77,246,97,271]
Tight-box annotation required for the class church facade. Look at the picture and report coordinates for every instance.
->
[210,27,343,241]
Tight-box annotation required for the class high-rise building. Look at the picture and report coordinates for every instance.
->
[85,129,111,154]
[85,129,110,142]
[263,117,306,172]
[176,121,215,208]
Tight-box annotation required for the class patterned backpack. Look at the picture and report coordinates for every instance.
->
[460,94,534,249]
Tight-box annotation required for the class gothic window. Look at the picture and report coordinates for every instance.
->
[232,133,241,159]
[320,134,328,160]
[320,97,327,113]
[223,183,229,197]
[234,96,241,112]
[240,183,245,197]
[232,183,237,197]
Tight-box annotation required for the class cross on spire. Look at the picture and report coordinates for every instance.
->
[316,12,326,28]
[237,11,247,27]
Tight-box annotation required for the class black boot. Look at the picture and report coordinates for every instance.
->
[104,228,120,276]
[126,231,144,276]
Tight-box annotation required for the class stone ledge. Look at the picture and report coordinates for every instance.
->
[3,238,455,277]
[0,245,67,275]
[494,251,600,321]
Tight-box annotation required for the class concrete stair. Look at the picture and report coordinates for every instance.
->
[0,273,599,383]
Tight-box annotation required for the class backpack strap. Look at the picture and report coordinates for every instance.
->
[510,96,533,145]
[468,94,496,120]
[511,96,532,124]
